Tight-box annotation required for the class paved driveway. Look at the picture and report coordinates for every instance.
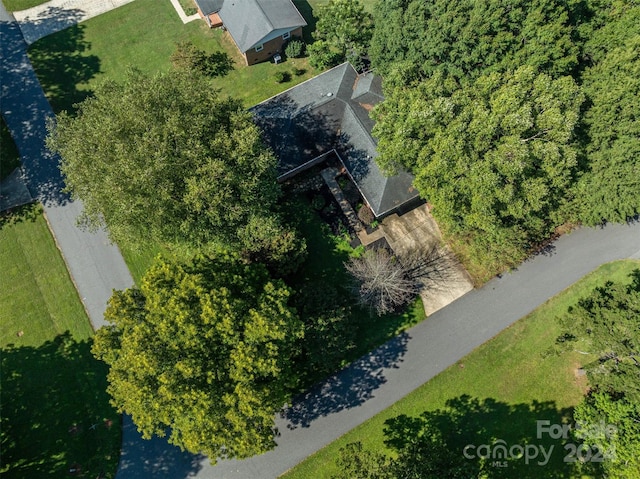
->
[0,4,133,329]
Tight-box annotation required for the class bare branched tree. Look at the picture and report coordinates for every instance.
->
[345,244,457,315]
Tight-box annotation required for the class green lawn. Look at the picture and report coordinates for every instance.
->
[1,0,47,11]
[1,116,20,181]
[282,259,640,479]
[28,0,324,113]
[0,205,120,479]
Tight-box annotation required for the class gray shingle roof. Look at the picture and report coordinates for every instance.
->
[219,0,307,53]
[193,0,224,15]
[251,63,419,218]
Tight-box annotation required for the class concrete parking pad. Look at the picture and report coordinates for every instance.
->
[381,204,474,316]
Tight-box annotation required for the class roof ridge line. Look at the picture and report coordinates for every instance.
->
[249,62,350,108]
[253,0,274,32]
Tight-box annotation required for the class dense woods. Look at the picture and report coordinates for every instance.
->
[367,0,640,278]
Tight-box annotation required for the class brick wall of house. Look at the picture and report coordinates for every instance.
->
[243,27,303,65]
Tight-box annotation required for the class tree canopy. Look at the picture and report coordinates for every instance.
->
[308,0,373,70]
[47,69,281,252]
[557,269,640,478]
[573,5,640,225]
[92,253,303,460]
[367,0,639,278]
[557,270,640,402]
[373,67,583,267]
[369,0,581,83]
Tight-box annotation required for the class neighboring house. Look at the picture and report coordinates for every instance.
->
[251,63,421,219]
[193,0,307,65]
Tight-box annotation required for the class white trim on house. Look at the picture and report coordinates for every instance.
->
[246,26,297,51]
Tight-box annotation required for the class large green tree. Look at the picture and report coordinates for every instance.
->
[308,0,373,70]
[573,391,640,478]
[369,0,580,83]
[558,269,640,478]
[92,253,303,460]
[373,67,584,268]
[47,69,281,252]
[573,5,640,224]
[557,270,640,402]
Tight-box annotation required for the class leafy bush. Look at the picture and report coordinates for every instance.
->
[274,71,291,83]
[285,39,305,58]
[307,41,344,70]
[357,203,374,225]
[292,67,306,76]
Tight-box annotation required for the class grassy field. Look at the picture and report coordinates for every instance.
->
[1,0,47,11]
[282,259,640,478]
[28,0,324,113]
[0,205,120,479]
[1,116,21,181]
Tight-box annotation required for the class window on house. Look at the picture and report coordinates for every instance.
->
[282,31,291,40]
[255,44,264,52]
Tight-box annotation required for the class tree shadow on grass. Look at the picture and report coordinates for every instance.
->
[28,20,101,114]
[292,0,318,44]
[0,332,119,479]
[0,202,40,232]
[375,395,600,478]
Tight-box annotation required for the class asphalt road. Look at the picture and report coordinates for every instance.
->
[1,5,639,478]
[0,5,133,330]
[117,223,640,479]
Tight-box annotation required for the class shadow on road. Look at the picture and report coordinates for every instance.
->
[17,6,86,44]
[281,332,410,429]
[1,10,99,207]
[117,416,205,479]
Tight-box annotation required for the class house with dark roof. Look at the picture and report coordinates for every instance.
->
[251,63,421,218]
[193,0,306,65]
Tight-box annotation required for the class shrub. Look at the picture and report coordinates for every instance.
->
[292,67,306,76]
[311,194,326,211]
[274,71,291,83]
[346,245,454,315]
[357,203,375,225]
[308,41,344,70]
[285,39,305,59]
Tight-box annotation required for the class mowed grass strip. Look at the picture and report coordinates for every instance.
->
[0,206,120,479]
[282,259,640,479]
[1,0,48,12]
[0,205,92,345]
